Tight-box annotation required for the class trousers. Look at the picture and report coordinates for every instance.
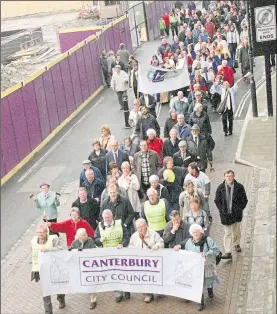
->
[223,222,241,253]
[222,108,233,134]
[43,294,65,314]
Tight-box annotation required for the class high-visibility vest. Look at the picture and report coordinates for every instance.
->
[99,220,123,248]
[31,235,56,272]
[144,199,166,231]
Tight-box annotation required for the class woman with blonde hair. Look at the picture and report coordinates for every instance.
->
[99,124,115,151]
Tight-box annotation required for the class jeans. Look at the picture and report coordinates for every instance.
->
[171,24,178,37]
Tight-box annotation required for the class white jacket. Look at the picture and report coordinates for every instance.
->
[111,70,129,92]
[217,83,238,113]
[128,228,164,250]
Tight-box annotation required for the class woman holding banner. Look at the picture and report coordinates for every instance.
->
[174,224,221,311]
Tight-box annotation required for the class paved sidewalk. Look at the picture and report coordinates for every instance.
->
[1,163,255,314]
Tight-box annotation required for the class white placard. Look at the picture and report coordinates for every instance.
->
[39,248,204,303]
[254,5,276,42]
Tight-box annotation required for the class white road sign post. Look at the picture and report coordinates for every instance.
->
[254,5,276,42]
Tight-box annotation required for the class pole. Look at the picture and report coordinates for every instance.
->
[264,54,273,116]
[246,0,258,117]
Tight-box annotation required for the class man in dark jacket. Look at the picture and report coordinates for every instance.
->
[116,43,130,72]
[214,170,248,259]
[80,160,104,187]
[163,110,177,138]
[173,140,193,168]
[81,169,105,200]
[100,49,111,87]
[188,103,212,136]
[72,187,100,230]
[111,55,125,72]
[158,156,187,211]
[171,114,192,141]
[100,184,135,233]
[163,210,190,248]
[239,40,250,77]
[162,128,180,158]
[186,124,213,172]
[105,139,129,173]
[140,93,157,118]
[135,106,160,140]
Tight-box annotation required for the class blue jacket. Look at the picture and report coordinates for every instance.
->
[171,42,180,52]
[80,166,104,187]
[81,178,105,199]
[35,191,60,220]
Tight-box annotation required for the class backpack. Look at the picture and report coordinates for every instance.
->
[200,236,222,265]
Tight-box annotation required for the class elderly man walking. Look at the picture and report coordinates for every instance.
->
[71,228,98,309]
[169,91,190,116]
[94,209,130,303]
[111,64,131,128]
[141,188,170,237]
[31,224,65,313]
[214,170,248,259]
[171,114,192,141]
[129,218,164,303]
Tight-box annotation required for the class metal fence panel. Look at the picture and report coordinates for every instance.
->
[21,82,42,151]
[42,70,60,132]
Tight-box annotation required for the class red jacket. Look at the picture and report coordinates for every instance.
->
[205,22,215,37]
[147,138,164,163]
[217,66,234,86]
[49,218,95,248]
[163,15,170,26]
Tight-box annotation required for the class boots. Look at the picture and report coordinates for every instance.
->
[197,294,205,311]
[207,287,214,298]
[57,295,66,309]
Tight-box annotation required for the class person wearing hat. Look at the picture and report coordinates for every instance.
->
[158,156,187,211]
[32,183,60,236]
[173,140,193,168]
[186,124,213,173]
[141,188,170,237]
[80,160,104,187]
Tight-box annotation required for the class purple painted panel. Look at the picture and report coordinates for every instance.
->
[59,57,76,115]
[42,70,59,132]
[105,27,114,52]
[34,75,51,140]
[123,18,133,54]
[118,21,128,50]
[89,40,102,89]
[21,82,42,150]
[1,98,19,173]
[112,24,121,53]
[68,52,83,106]
[1,152,6,178]
[50,63,68,123]
[83,43,97,94]
[98,31,108,54]
[7,90,31,161]
[58,30,98,53]
[75,48,90,101]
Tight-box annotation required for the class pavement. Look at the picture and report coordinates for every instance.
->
[1,37,276,313]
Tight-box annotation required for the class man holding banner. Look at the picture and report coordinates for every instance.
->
[94,209,130,303]
[128,218,164,303]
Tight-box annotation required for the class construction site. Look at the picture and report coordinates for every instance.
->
[1,1,130,92]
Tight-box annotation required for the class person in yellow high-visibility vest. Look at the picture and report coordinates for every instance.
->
[31,224,65,314]
[141,188,171,237]
[94,209,130,303]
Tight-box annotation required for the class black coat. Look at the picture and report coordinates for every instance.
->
[100,195,135,227]
[158,166,187,204]
[111,60,125,71]
[72,196,100,230]
[162,138,180,158]
[105,150,129,173]
[188,111,212,135]
[163,220,190,248]
[88,149,108,178]
[186,134,213,171]
[135,114,160,140]
[164,117,177,138]
[214,180,248,225]
[173,151,193,168]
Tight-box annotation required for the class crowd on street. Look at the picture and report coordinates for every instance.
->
[29,1,277,313]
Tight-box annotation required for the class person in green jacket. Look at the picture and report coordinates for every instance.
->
[159,16,166,38]
[169,9,179,38]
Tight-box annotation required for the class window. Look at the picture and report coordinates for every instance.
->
[105,0,120,5]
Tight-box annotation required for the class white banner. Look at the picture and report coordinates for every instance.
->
[138,60,191,94]
[39,248,204,303]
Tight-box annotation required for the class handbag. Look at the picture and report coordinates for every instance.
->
[200,237,222,266]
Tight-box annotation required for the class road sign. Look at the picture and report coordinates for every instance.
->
[254,5,276,42]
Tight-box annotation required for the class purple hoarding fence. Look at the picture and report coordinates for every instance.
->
[1,17,132,182]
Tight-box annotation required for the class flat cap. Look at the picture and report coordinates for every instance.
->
[191,124,200,130]
[178,141,187,147]
[82,160,92,165]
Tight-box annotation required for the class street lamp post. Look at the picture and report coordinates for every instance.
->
[246,0,258,117]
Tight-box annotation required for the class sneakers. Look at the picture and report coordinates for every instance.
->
[221,252,232,259]
[235,244,242,252]
[90,301,97,309]
[144,294,153,303]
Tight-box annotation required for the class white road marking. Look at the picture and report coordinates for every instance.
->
[17,97,104,183]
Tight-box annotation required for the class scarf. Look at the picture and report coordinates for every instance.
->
[192,235,207,247]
